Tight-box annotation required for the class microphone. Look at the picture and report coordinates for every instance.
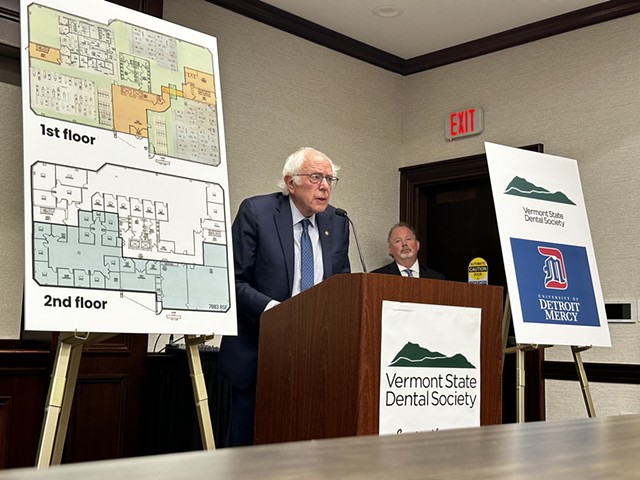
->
[335,208,367,273]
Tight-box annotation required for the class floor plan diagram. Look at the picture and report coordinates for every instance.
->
[27,3,220,166]
[32,162,230,313]
[22,0,235,334]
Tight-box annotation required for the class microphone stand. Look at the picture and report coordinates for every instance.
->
[335,208,367,273]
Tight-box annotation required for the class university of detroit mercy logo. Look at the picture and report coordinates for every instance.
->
[538,246,568,290]
[510,238,600,327]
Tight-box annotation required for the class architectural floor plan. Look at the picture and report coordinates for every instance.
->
[28,2,221,166]
[22,0,235,334]
[32,162,230,313]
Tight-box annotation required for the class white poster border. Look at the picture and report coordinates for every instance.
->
[379,301,481,435]
[485,142,610,347]
[21,0,237,335]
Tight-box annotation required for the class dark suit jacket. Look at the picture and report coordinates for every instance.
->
[370,261,445,280]
[218,192,351,389]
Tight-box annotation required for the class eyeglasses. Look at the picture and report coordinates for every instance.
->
[293,173,339,186]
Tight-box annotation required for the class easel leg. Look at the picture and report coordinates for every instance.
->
[503,292,527,422]
[571,346,596,417]
[516,346,526,423]
[36,333,85,468]
[36,332,118,468]
[51,334,83,465]
[501,292,511,355]
[185,334,216,450]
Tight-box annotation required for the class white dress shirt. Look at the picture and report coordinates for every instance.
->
[396,259,420,278]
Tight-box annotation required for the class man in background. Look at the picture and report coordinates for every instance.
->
[218,147,351,446]
[371,222,444,279]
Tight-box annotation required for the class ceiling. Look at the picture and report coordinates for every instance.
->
[260,0,603,59]
[207,0,640,74]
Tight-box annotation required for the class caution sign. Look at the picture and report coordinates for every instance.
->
[468,257,488,284]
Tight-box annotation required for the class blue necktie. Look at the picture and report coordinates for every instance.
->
[300,219,314,291]
[404,268,414,277]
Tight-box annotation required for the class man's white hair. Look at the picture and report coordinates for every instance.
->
[278,147,339,195]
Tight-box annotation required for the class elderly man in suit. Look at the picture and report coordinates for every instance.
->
[371,222,444,280]
[218,147,351,447]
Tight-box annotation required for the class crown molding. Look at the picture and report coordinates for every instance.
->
[206,0,640,75]
[3,1,640,72]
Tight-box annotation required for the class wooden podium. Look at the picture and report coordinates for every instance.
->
[254,273,503,444]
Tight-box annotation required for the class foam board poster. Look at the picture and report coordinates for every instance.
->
[21,0,236,335]
[485,142,610,347]
[379,301,481,434]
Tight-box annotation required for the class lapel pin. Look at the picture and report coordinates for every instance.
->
[324,230,329,236]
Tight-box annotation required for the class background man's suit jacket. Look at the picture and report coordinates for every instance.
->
[371,261,445,280]
[218,192,350,389]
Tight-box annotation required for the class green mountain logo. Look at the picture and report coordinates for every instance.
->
[389,342,475,368]
[504,176,576,205]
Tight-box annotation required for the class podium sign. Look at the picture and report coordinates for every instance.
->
[379,301,481,434]
[486,142,610,347]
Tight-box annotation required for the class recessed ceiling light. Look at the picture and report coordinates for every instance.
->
[372,5,403,18]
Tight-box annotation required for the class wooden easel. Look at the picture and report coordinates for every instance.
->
[35,331,216,468]
[502,292,596,422]
[184,334,216,450]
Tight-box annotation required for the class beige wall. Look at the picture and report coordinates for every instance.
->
[0,57,23,339]
[165,0,404,273]
[401,13,640,418]
[0,0,637,418]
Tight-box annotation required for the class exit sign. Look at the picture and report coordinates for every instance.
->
[445,107,484,140]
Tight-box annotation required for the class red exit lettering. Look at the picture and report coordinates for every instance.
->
[450,108,476,138]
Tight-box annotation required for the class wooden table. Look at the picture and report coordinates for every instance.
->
[2,414,638,479]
